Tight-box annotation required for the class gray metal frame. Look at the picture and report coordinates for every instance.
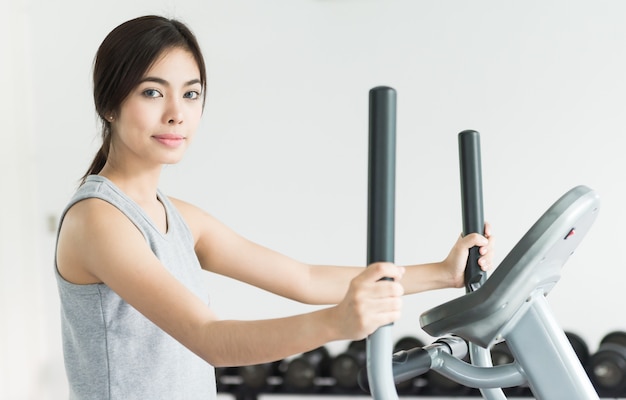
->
[367,185,601,399]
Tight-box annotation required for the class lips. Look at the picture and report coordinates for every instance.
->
[152,133,185,148]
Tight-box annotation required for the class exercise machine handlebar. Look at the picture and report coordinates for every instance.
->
[365,86,398,400]
[458,130,487,292]
[358,336,469,392]
[363,90,493,399]
[458,130,506,400]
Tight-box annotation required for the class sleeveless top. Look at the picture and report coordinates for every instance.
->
[55,175,216,399]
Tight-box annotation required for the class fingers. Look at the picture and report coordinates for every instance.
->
[457,223,495,272]
[363,263,404,318]
[484,221,493,238]
[365,261,405,283]
[354,263,404,301]
[461,222,493,245]
[477,222,495,271]
[341,262,404,337]
[463,231,489,247]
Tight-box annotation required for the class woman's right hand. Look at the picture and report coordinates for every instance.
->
[332,262,405,340]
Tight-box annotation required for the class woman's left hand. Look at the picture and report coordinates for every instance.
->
[442,222,495,288]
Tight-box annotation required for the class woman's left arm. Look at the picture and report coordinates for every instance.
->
[175,198,493,305]
[173,197,356,304]
[308,223,494,299]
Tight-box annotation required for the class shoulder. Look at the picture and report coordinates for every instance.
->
[57,197,146,284]
[62,197,132,236]
[167,196,224,242]
[168,196,206,231]
[166,196,246,258]
[168,196,203,218]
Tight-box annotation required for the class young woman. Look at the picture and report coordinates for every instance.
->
[55,15,494,399]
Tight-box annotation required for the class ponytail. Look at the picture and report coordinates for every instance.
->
[80,120,111,184]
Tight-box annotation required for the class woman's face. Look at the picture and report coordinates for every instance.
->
[110,47,203,168]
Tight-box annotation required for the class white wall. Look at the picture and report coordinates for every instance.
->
[2,0,625,397]
[0,1,47,399]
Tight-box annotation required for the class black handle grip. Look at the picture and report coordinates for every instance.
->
[458,130,486,292]
[364,86,398,399]
[367,86,396,271]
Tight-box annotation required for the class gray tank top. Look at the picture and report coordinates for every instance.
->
[55,175,216,399]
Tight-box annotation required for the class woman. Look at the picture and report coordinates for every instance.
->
[55,15,494,399]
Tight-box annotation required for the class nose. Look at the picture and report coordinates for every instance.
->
[165,98,184,125]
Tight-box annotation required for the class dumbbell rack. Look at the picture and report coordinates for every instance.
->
[215,327,626,399]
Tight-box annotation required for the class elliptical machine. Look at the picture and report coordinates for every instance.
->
[361,86,601,400]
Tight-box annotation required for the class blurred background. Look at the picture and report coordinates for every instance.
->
[1,0,625,398]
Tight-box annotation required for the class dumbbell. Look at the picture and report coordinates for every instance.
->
[329,340,367,393]
[282,346,332,393]
[565,331,591,368]
[589,331,626,397]
[215,366,239,393]
[237,360,282,394]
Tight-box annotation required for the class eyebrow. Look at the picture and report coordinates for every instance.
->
[139,77,202,87]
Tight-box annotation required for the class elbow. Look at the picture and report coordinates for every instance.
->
[188,320,239,368]
[192,342,231,368]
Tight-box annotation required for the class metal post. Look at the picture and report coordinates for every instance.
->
[365,86,399,400]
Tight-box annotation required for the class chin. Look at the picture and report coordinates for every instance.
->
[163,158,184,165]
[160,150,187,165]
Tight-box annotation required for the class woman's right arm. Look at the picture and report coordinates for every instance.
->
[56,198,404,367]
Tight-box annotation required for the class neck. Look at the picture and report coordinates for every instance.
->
[98,162,163,204]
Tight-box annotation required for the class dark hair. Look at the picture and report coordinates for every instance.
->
[81,15,207,183]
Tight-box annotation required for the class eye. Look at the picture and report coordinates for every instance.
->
[142,88,162,98]
[184,90,201,100]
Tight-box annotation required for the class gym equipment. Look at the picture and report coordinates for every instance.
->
[589,331,626,397]
[237,360,282,393]
[425,367,475,397]
[566,330,591,368]
[364,86,397,400]
[363,86,601,399]
[282,346,331,393]
[458,130,488,292]
[215,361,283,400]
[392,337,427,394]
[329,340,367,393]
[215,366,238,393]
[488,341,531,397]
[393,336,424,353]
